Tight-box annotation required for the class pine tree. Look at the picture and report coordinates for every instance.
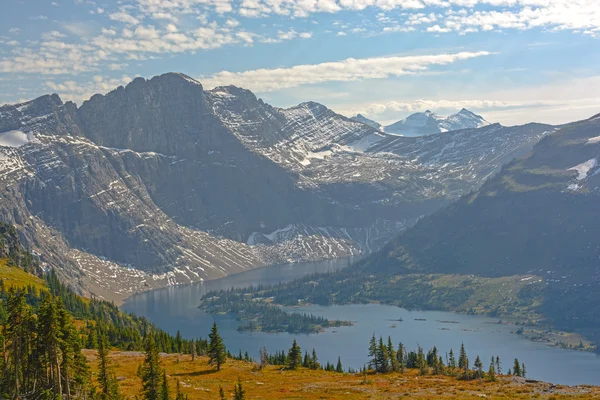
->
[37,294,63,396]
[161,370,170,400]
[208,323,226,371]
[175,331,183,353]
[98,327,122,400]
[368,334,378,371]
[287,339,302,370]
[140,331,163,400]
[175,381,187,400]
[458,343,469,372]
[233,377,245,400]
[311,348,319,370]
[416,346,426,375]
[513,358,522,377]
[302,351,310,368]
[397,342,405,373]
[336,357,343,373]
[448,349,457,370]
[474,355,483,379]
[488,357,497,381]
[495,356,501,375]
[190,338,196,362]
[219,386,226,400]
[522,363,527,378]
[387,336,398,372]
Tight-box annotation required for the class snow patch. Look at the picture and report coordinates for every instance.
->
[568,158,597,180]
[587,135,600,144]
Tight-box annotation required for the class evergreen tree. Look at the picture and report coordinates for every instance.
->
[98,327,122,400]
[190,338,196,361]
[488,357,497,381]
[175,381,187,400]
[448,349,457,370]
[416,346,427,376]
[513,359,522,377]
[336,357,343,373]
[161,370,170,400]
[458,343,469,372]
[397,342,405,373]
[495,356,501,375]
[311,348,319,370]
[287,339,302,370]
[368,334,378,371]
[219,386,226,400]
[374,336,389,373]
[474,355,483,379]
[208,323,226,371]
[387,336,398,372]
[522,363,527,378]
[233,377,246,400]
[140,332,163,400]
[175,331,183,353]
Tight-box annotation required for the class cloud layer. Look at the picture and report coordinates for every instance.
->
[201,51,493,92]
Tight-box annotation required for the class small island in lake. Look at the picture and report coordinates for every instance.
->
[199,290,353,334]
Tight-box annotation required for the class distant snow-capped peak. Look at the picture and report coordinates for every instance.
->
[383,108,490,137]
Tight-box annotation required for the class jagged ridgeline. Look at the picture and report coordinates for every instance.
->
[0,73,552,301]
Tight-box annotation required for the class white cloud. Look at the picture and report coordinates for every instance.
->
[201,51,494,92]
[109,11,141,25]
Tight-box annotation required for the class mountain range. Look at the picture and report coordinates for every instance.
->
[0,72,553,301]
[353,109,490,137]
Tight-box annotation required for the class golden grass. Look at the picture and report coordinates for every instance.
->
[0,258,47,292]
[86,351,600,399]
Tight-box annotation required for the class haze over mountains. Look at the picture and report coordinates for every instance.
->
[0,73,553,300]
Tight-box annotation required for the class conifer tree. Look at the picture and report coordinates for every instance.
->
[513,358,522,377]
[448,349,457,370]
[368,334,378,371]
[474,355,483,379]
[175,331,183,353]
[387,336,398,372]
[336,357,343,373]
[522,363,527,378]
[458,343,469,372]
[287,339,302,370]
[303,351,310,368]
[140,332,163,400]
[190,338,196,361]
[397,342,405,373]
[495,356,501,375]
[161,370,170,400]
[311,348,319,370]
[208,323,226,371]
[416,346,427,375]
[233,377,245,400]
[219,386,226,400]
[488,357,497,381]
[98,327,122,400]
[175,381,187,400]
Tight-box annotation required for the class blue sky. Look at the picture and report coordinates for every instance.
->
[1,0,599,125]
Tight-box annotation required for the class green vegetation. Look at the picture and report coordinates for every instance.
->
[199,289,352,333]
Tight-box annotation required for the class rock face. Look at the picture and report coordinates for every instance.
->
[0,73,552,301]
[384,109,489,137]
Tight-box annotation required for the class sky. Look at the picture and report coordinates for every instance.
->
[1,0,599,126]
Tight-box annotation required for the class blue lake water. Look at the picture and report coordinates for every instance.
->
[122,257,600,386]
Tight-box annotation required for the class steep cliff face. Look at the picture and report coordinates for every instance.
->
[0,73,553,301]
